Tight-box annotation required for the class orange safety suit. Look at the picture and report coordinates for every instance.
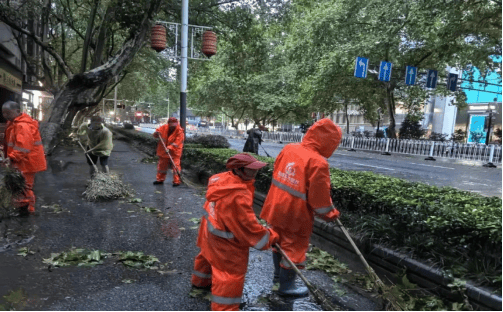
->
[154,123,184,184]
[4,113,47,212]
[192,171,279,311]
[260,118,341,269]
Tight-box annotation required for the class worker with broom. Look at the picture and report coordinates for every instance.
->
[191,153,279,311]
[77,116,113,175]
[152,117,184,186]
[1,100,46,215]
[260,118,343,297]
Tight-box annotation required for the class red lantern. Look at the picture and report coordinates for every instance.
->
[202,31,217,57]
[151,24,166,52]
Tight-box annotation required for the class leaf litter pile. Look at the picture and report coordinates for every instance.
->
[83,172,131,201]
[306,247,471,311]
[0,167,26,213]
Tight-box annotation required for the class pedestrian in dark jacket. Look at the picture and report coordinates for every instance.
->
[243,128,262,154]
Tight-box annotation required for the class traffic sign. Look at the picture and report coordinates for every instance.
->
[378,61,392,82]
[354,57,368,78]
[448,73,458,91]
[405,66,417,85]
[426,70,438,88]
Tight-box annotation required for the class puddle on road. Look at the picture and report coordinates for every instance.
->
[160,219,182,239]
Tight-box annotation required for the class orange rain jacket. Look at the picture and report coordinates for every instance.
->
[155,123,184,158]
[260,118,342,238]
[197,171,279,271]
[5,113,47,173]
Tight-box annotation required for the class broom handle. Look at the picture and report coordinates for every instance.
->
[158,136,183,182]
[334,219,385,288]
[77,140,99,172]
[274,244,313,289]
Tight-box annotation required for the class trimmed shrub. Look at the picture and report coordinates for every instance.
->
[186,134,230,148]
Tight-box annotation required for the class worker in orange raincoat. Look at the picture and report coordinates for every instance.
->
[1,101,47,215]
[260,118,342,297]
[153,117,184,186]
[191,153,279,311]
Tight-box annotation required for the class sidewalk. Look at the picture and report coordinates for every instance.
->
[0,139,377,311]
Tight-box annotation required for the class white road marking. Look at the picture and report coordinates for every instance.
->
[352,163,395,171]
[409,163,455,170]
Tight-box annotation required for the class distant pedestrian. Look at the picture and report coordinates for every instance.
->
[243,128,262,155]
[260,118,343,297]
[153,117,184,186]
[191,153,279,311]
[77,116,113,175]
[1,100,47,215]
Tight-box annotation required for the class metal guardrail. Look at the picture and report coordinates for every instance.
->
[139,124,501,164]
[341,137,502,165]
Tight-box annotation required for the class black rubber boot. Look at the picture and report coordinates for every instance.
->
[278,268,309,297]
[273,251,281,284]
[153,181,164,185]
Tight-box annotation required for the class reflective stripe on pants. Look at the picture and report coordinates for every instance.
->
[192,252,212,288]
[156,156,181,184]
[211,265,245,311]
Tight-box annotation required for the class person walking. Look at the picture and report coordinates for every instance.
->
[77,116,113,175]
[191,153,279,311]
[243,128,262,155]
[260,118,343,297]
[153,117,184,186]
[1,100,47,215]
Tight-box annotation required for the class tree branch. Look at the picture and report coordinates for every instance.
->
[0,15,73,79]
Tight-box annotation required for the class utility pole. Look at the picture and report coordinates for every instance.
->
[113,76,118,122]
[180,0,188,132]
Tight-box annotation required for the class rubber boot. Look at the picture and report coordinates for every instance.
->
[273,252,281,284]
[101,165,110,174]
[278,268,309,297]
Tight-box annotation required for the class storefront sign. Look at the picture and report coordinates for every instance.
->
[0,67,22,94]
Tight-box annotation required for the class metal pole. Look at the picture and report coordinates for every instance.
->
[180,0,188,133]
[102,98,105,117]
[485,110,493,145]
[113,76,118,122]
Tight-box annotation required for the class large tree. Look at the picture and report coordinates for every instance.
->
[286,0,502,137]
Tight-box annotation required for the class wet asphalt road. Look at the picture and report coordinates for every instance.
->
[0,139,379,311]
[225,137,502,197]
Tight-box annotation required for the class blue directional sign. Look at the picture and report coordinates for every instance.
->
[426,70,438,88]
[378,61,392,82]
[448,73,458,91]
[354,57,369,78]
[405,66,417,85]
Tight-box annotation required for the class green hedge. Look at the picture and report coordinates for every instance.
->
[182,146,502,288]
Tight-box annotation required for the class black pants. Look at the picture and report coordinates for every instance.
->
[86,148,109,166]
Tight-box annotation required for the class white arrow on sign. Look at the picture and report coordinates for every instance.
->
[407,68,415,84]
[430,72,436,79]
[359,59,366,72]
[383,63,388,71]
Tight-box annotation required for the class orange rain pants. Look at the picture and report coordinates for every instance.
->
[156,156,181,184]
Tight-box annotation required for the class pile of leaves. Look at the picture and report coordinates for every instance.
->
[43,248,107,267]
[116,251,159,269]
[0,167,26,216]
[83,172,132,201]
[185,134,230,148]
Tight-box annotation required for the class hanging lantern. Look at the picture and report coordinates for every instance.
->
[151,24,166,52]
[202,30,217,57]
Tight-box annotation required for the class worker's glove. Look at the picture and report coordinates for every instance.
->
[320,208,340,222]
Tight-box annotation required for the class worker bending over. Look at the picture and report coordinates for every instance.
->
[260,118,343,297]
[1,100,47,215]
[78,116,113,175]
[153,117,184,186]
[192,153,279,311]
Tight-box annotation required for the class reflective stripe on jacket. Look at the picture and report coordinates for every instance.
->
[155,124,184,158]
[196,171,278,273]
[260,118,342,233]
[5,113,47,173]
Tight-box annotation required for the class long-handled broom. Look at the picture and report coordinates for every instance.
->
[334,218,404,311]
[77,140,130,201]
[158,136,201,189]
[274,243,339,311]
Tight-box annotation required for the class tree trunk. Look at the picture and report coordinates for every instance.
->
[345,102,350,134]
[386,86,397,138]
[39,0,163,155]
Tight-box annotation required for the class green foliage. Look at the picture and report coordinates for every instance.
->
[185,135,230,149]
[450,129,467,143]
[42,248,108,267]
[469,131,486,143]
[306,247,352,275]
[399,115,425,139]
[329,168,502,287]
[116,251,159,269]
